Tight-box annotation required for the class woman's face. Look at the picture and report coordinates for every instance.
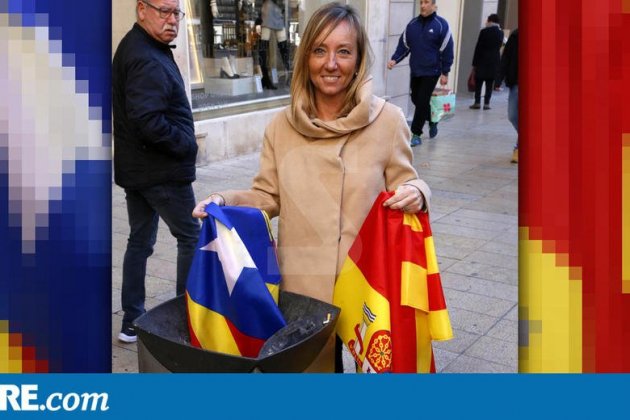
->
[308,21,358,106]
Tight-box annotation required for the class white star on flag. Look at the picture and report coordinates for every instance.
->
[200,220,256,296]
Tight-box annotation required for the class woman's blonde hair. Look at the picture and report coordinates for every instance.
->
[290,2,372,119]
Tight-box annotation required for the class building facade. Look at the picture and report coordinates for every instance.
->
[112,0,517,165]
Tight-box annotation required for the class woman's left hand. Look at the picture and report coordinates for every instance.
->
[382,185,424,213]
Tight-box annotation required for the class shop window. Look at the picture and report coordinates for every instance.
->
[185,0,301,112]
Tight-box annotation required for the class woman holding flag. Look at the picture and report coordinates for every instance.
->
[193,2,431,372]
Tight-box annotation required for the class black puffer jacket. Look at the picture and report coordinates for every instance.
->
[113,23,197,189]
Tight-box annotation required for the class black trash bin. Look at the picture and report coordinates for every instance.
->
[133,291,340,373]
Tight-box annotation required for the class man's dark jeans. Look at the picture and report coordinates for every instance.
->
[121,183,200,325]
[410,75,440,136]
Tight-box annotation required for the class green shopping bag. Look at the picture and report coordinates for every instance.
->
[430,89,456,123]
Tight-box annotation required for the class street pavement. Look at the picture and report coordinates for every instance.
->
[112,89,518,373]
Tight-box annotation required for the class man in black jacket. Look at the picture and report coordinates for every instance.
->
[113,0,200,343]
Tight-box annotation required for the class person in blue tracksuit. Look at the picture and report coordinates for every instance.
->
[387,0,454,146]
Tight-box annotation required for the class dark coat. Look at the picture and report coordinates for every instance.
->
[499,29,518,87]
[113,23,197,189]
[472,25,504,80]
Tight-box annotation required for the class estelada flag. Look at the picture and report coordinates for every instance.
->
[334,191,453,373]
[186,204,286,358]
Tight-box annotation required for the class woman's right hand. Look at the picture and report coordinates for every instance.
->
[192,194,225,218]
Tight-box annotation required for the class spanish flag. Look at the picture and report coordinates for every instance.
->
[186,204,286,358]
[334,192,452,373]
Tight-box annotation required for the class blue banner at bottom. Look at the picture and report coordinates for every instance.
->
[0,374,627,418]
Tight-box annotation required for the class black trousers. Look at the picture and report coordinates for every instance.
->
[474,77,495,104]
[410,75,440,136]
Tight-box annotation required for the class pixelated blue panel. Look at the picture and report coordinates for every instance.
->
[0,0,111,372]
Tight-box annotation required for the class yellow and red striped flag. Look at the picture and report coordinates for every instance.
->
[334,191,452,373]
[519,0,630,372]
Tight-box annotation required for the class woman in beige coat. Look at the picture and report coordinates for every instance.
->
[192,2,431,372]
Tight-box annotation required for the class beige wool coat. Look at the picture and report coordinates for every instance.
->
[220,79,431,371]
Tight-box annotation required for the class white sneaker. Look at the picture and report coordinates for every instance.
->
[118,325,137,343]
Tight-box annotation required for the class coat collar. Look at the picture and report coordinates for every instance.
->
[132,23,176,51]
[285,77,386,139]
[419,12,437,22]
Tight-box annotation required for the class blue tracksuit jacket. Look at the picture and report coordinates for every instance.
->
[391,12,454,78]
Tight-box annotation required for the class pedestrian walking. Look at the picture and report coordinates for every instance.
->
[387,0,454,146]
[469,14,504,110]
[112,0,200,343]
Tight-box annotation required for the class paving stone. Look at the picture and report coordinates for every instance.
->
[112,232,127,251]
[434,232,488,254]
[463,250,517,271]
[464,167,518,181]
[447,260,518,285]
[431,222,499,241]
[436,256,460,271]
[433,178,509,196]
[434,244,474,261]
[145,257,176,281]
[111,286,122,313]
[504,305,519,322]
[419,175,451,186]
[145,275,176,299]
[427,203,460,218]
[112,345,139,373]
[454,208,517,225]
[447,307,499,335]
[152,240,180,262]
[442,355,514,373]
[467,196,517,214]
[496,225,518,240]
[480,238,518,257]
[433,347,459,373]
[112,249,123,270]
[146,295,173,311]
[441,271,518,302]
[464,335,518,368]
[433,328,481,354]
[437,213,513,232]
[431,189,482,203]
[443,288,515,318]
[486,319,518,343]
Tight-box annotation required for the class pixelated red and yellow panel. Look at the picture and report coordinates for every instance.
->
[519,0,630,372]
[0,321,48,373]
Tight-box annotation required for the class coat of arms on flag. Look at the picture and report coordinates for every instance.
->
[334,191,453,373]
[186,204,286,358]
